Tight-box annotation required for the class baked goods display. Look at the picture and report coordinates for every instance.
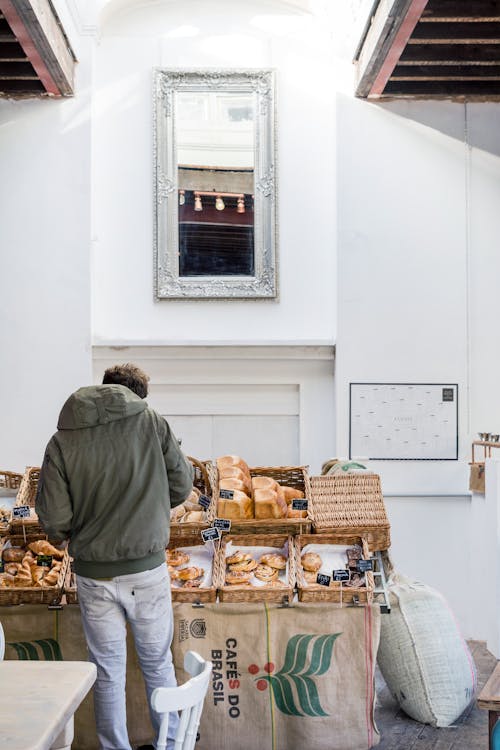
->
[170,487,209,525]
[299,544,366,588]
[216,455,308,522]
[223,543,288,590]
[0,540,65,590]
[165,542,215,601]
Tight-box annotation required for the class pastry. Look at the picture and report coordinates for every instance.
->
[345,573,365,588]
[42,567,59,586]
[4,562,20,576]
[301,552,322,572]
[225,570,253,585]
[178,566,204,581]
[166,549,190,567]
[226,550,247,565]
[254,564,279,582]
[267,579,286,588]
[28,541,64,559]
[183,578,202,588]
[259,553,286,570]
[168,566,180,580]
[3,548,25,563]
[229,558,258,573]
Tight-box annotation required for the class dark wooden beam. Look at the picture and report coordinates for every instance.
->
[0,58,33,74]
[355,0,430,98]
[383,78,500,94]
[0,39,26,58]
[411,21,500,42]
[0,76,43,92]
[400,42,500,61]
[422,1,500,21]
[0,0,75,96]
[392,62,500,77]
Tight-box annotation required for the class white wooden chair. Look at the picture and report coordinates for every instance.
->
[151,651,212,750]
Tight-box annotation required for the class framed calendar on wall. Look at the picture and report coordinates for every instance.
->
[349,383,458,460]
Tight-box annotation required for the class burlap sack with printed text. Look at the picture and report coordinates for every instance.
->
[172,602,380,750]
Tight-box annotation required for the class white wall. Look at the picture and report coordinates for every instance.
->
[91,0,336,345]
[0,44,93,471]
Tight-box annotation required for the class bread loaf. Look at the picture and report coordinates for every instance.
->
[251,476,277,492]
[219,478,251,495]
[218,490,253,519]
[254,488,286,519]
[287,507,308,519]
[217,455,250,475]
[281,486,305,504]
[219,468,252,493]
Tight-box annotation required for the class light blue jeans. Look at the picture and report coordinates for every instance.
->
[76,563,179,750]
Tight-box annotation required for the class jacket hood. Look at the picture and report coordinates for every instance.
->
[57,385,147,430]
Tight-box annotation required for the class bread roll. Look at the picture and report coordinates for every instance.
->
[181,511,205,523]
[287,507,308,519]
[218,490,253,519]
[254,488,286,519]
[281,486,305,504]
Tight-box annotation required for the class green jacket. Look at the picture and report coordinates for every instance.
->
[35,384,193,578]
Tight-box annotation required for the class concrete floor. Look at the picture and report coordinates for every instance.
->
[375,641,496,749]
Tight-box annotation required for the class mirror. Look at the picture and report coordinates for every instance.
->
[154,69,276,299]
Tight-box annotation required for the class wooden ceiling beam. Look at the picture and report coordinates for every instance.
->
[0,0,75,96]
[400,42,500,61]
[411,21,500,42]
[392,62,500,76]
[383,78,500,93]
[422,1,500,20]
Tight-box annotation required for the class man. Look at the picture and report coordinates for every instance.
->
[36,363,194,750]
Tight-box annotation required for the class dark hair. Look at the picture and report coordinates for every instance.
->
[102,363,149,399]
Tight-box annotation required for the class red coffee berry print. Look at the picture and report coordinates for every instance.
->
[248,664,259,675]
[256,679,268,691]
[264,663,275,673]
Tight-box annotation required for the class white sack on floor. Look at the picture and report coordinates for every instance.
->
[377,575,477,727]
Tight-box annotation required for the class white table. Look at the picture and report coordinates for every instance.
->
[0,661,96,749]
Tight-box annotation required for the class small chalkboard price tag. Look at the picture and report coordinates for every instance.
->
[357,559,373,573]
[333,569,350,582]
[214,518,231,532]
[316,573,331,587]
[219,489,234,500]
[37,555,53,568]
[198,495,211,510]
[13,505,30,519]
[291,499,308,511]
[201,527,220,543]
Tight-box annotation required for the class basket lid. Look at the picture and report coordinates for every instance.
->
[309,473,389,529]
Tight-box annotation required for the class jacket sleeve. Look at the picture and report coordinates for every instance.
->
[35,438,73,542]
[153,411,194,507]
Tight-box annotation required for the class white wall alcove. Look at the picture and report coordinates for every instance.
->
[93,345,335,472]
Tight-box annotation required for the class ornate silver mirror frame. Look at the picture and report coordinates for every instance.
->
[154,69,277,299]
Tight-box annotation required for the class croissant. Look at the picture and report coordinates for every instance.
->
[14,569,33,586]
[28,541,64,559]
[4,563,20,576]
[31,567,45,585]
[42,568,59,586]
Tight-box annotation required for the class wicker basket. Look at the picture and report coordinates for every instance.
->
[0,536,68,606]
[294,533,374,604]
[170,460,217,541]
[10,467,45,536]
[64,562,78,604]
[0,470,23,491]
[213,465,312,535]
[216,534,295,603]
[309,473,391,551]
[168,533,218,603]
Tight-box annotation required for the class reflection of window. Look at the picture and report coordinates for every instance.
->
[227,105,253,122]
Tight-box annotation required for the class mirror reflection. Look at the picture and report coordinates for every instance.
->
[176,91,255,277]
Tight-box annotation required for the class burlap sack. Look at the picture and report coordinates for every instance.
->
[172,601,380,750]
[469,463,485,494]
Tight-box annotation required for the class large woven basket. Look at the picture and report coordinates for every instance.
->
[213,465,312,535]
[0,536,68,606]
[309,473,391,551]
[170,460,217,541]
[168,532,217,603]
[0,470,21,535]
[0,470,23,491]
[294,533,374,605]
[216,534,295,604]
[64,562,78,605]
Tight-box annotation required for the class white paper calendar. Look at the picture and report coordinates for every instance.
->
[349,383,458,460]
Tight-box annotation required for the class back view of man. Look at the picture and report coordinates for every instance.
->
[36,364,193,750]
